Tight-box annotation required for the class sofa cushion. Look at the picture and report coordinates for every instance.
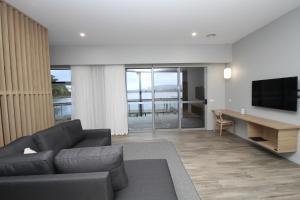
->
[55,145,128,191]
[32,125,72,154]
[60,119,86,145]
[115,159,177,200]
[0,150,55,176]
[0,136,38,158]
[72,137,110,148]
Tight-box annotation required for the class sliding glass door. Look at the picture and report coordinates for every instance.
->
[154,68,179,129]
[126,66,206,132]
[126,69,153,132]
[180,67,206,128]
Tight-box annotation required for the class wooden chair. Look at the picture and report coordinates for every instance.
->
[214,111,234,136]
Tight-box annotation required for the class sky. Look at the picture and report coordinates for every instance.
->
[51,70,71,82]
[126,71,181,90]
[51,69,181,88]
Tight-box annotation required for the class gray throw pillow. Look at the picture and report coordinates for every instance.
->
[0,150,55,176]
[60,119,86,145]
[0,136,38,158]
[32,125,72,154]
[55,145,128,190]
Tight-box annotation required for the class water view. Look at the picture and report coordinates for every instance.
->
[53,98,72,122]
[51,69,72,123]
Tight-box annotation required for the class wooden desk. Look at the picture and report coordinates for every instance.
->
[215,109,300,153]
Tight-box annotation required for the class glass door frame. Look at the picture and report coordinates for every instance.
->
[126,65,207,133]
[153,67,180,130]
[179,66,207,131]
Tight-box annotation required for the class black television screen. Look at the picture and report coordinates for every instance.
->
[252,77,298,111]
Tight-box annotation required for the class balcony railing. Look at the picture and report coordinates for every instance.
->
[53,102,72,123]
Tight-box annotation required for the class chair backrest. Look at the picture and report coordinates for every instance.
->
[214,111,223,122]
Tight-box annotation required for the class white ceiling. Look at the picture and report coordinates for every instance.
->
[6,0,300,45]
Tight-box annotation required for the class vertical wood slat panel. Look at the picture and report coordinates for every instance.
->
[44,30,54,126]
[0,3,6,92]
[30,95,36,133]
[0,2,54,145]
[8,6,18,91]
[13,95,22,138]
[43,95,48,127]
[35,24,42,131]
[2,3,12,92]
[25,95,32,134]
[40,28,49,127]
[29,20,35,92]
[38,25,46,128]
[14,9,23,91]
[29,19,37,132]
[24,16,33,134]
[0,95,10,144]
[7,95,16,141]
[6,7,17,141]
[47,94,53,127]
[36,24,45,129]
[37,101,42,133]
[34,22,41,131]
[19,13,28,91]
[38,25,45,92]
[18,13,28,135]
[42,28,51,126]
[13,10,22,137]
[43,29,50,92]
[25,16,33,93]
[34,23,40,93]
[0,0,7,144]
[19,94,27,136]
[0,96,4,146]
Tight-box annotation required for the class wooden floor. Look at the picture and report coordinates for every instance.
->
[112,130,300,200]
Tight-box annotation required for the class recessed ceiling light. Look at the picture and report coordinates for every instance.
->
[191,32,197,37]
[79,32,86,37]
[206,33,216,38]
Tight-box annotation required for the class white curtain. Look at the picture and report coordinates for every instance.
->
[71,65,128,135]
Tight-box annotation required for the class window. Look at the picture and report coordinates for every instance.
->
[126,66,206,132]
[51,67,71,123]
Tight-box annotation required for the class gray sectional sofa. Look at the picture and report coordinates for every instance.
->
[0,120,177,200]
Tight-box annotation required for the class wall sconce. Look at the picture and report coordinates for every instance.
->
[224,65,232,79]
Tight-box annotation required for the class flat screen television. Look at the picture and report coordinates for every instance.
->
[252,76,298,111]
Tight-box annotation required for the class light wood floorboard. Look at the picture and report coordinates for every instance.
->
[112,130,300,200]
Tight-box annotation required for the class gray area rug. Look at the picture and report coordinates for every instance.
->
[122,142,200,200]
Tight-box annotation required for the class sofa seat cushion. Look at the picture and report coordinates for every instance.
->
[0,136,38,158]
[55,145,128,191]
[32,125,72,154]
[115,159,177,200]
[72,136,110,148]
[0,150,55,176]
[60,119,86,145]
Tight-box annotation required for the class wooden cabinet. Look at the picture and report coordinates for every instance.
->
[247,122,297,153]
[216,109,300,153]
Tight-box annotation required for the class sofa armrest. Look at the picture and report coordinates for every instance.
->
[0,172,114,200]
[83,129,112,145]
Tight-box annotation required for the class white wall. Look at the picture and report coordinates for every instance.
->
[50,44,231,65]
[226,7,300,164]
[206,64,226,130]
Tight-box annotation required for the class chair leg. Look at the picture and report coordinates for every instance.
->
[214,123,218,133]
[233,122,236,134]
[219,124,223,136]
